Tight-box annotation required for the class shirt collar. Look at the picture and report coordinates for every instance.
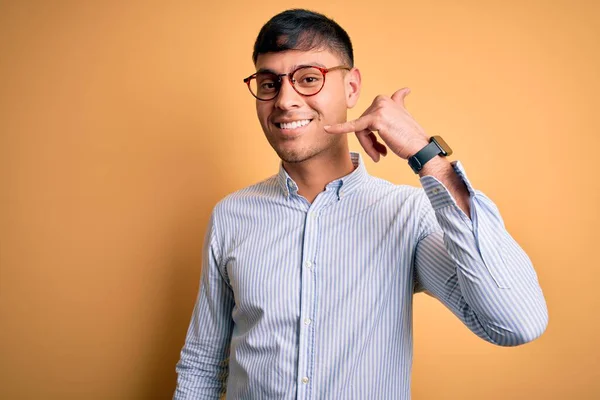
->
[277,152,368,199]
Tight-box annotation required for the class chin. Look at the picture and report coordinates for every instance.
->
[275,144,335,164]
[276,149,314,164]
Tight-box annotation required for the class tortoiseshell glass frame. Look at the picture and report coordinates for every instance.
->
[243,65,351,101]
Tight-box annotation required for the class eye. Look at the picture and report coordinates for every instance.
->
[261,82,276,90]
[294,68,323,87]
[255,74,279,93]
[302,76,319,83]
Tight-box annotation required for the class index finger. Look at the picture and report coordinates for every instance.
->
[324,115,372,134]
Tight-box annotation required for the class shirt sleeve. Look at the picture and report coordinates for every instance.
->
[413,160,548,346]
[174,209,234,399]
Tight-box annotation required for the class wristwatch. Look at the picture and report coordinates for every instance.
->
[408,135,453,173]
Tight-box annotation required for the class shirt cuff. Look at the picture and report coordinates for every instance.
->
[419,160,475,210]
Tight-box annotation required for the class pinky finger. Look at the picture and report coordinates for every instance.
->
[368,132,388,157]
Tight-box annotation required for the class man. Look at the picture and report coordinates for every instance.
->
[174,9,548,400]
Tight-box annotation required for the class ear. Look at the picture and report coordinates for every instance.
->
[345,67,361,109]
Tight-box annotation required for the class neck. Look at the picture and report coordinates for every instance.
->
[282,143,355,204]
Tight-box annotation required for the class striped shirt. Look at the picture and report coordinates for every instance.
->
[174,152,548,400]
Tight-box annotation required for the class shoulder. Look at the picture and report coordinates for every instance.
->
[364,175,438,238]
[212,175,281,218]
[361,174,430,209]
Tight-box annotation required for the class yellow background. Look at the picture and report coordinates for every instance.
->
[1,0,598,398]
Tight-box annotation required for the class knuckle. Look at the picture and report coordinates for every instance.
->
[374,108,385,118]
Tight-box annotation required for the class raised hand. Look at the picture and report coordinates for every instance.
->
[324,88,430,162]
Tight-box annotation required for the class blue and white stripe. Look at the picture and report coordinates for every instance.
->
[174,152,548,400]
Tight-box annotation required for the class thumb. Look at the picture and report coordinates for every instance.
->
[391,87,411,107]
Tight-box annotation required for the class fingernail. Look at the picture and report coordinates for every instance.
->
[324,125,331,129]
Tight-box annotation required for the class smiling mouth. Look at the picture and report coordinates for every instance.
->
[275,119,313,130]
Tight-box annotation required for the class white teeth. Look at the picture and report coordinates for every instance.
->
[279,119,311,130]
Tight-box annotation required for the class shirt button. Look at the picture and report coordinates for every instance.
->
[432,188,440,195]
[302,377,309,384]
[304,318,311,325]
[304,260,312,269]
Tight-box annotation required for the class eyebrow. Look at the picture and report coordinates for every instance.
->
[256,62,327,74]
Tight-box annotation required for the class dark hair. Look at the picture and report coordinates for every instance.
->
[252,9,354,67]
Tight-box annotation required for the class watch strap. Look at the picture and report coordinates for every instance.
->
[408,138,446,174]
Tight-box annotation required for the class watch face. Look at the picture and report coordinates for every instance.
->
[432,135,453,156]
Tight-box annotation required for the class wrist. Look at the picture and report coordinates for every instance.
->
[406,138,430,159]
[407,135,453,174]
[417,156,452,178]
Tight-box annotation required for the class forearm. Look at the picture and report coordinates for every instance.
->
[418,156,471,217]
[416,215,548,346]
[175,329,230,399]
[415,163,548,345]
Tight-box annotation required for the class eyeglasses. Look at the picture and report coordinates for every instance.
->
[243,65,351,101]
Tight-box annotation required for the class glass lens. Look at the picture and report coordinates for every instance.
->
[250,73,280,99]
[292,67,324,95]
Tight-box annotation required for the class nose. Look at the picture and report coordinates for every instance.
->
[273,76,303,110]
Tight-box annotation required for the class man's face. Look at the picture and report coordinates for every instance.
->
[254,48,360,164]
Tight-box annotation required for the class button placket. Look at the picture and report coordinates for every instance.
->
[297,205,322,399]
